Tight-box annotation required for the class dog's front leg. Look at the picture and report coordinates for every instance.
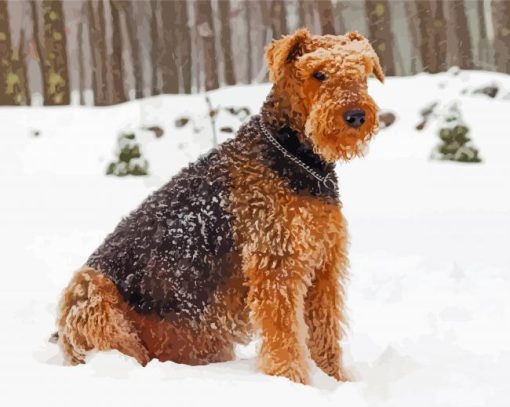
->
[246,254,310,384]
[304,243,349,381]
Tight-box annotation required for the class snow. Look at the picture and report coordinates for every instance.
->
[1,70,510,406]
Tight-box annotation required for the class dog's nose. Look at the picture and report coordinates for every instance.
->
[343,109,366,129]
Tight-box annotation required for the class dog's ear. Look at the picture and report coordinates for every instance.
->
[344,31,385,83]
[265,28,311,81]
[368,52,385,83]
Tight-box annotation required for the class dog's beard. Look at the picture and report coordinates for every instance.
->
[306,108,379,162]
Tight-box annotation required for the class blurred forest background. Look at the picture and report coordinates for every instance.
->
[0,0,509,106]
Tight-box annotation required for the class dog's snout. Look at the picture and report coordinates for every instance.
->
[343,109,366,129]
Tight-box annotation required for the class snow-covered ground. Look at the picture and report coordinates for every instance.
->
[1,71,509,406]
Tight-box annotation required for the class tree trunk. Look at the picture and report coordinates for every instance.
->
[87,0,108,105]
[159,0,179,94]
[318,0,335,35]
[298,0,306,28]
[431,1,447,72]
[175,0,192,93]
[334,0,347,34]
[298,0,317,31]
[86,0,99,105]
[416,0,447,73]
[476,0,490,69]
[30,0,46,104]
[150,0,160,95]
[492,0,510,73]
[109,0,126,103]
[196,0,218,91]
[416,0,443,73]
[403,0,421,73]
[13,29,31,106]
[270,0,287,39]
[0,0,16,105]
[245,1,252,84]
[218,0,236,86]
[96,0,108,104]
[365,0,396,76]
[192,1,201,92]
[40,0,69,105]
[77,6,85,105]
[448,0,473,69]
[260,0,271,48]
[122,0,143,98]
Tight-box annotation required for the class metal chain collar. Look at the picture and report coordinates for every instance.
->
[258,119,337,191]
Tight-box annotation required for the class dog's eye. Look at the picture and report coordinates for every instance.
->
[312,71,327,81]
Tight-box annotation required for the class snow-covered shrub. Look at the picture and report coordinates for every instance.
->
[106,132,149,176]
[431,103,481,163]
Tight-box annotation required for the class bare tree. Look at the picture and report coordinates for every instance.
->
[17,29,31,105]
[476,0,490,69]
[218,0,236,86]
[159,0,179,93]
[298,0,306,28]
[87,0,108,105]
[30,0,47,103]
[77,6,86,105]
[245,1,252,83]
[448,0,473,69]
[492,0,510,73]
[318,0,335,35]
[0,0,15,105]
[431,1,447,72]
[175,0,192,93]
[365,0,396,76]
[150,0,160,95]
[109,0,126,103]
[122,0,143,98]
[416,0,447,73]
[334,0,347,34]
[270,0,287,39]
[38,0,70,105]
[86,0,99,104]
[196,0,219,91]
[403,0,422,73]
[259,0,271,47]
[97,0,108,101]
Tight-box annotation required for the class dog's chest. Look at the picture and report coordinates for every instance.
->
[228,157,343,272]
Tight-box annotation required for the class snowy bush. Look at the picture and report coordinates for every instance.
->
[431,103,482,163]
[106,132,149,176]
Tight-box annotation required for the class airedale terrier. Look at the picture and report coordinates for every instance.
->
[56,28,383,384]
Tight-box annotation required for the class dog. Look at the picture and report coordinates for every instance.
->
[56,28,383,385]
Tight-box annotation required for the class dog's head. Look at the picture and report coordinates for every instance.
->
[265,28,384,162]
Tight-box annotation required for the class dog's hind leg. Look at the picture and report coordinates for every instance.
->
[57,266,150,366]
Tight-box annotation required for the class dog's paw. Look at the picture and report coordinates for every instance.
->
[333,367,350,382]
[318,360,350,382]
[285,368,310,385]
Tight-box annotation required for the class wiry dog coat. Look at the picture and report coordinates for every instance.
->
[57,29,383,384]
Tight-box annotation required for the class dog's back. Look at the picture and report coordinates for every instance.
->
[87,136,239,319]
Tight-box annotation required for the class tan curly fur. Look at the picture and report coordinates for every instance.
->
[56,28,382,385]
[57,267,150,365]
